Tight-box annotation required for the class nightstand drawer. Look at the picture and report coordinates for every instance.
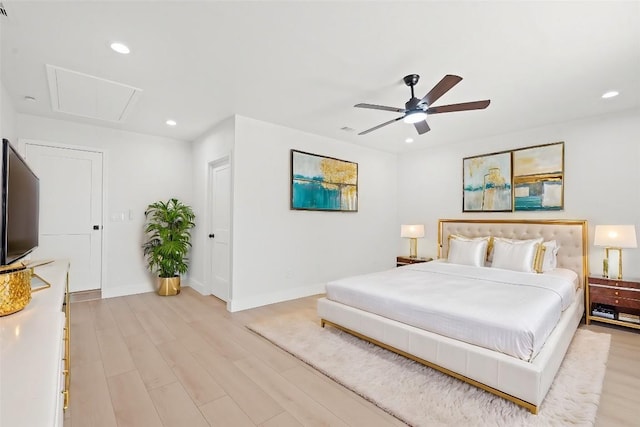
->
[589,292,640,310]
[589,285,640,300]
[589,277,640,290]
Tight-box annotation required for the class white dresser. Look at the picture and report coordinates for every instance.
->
[0,261,70,427]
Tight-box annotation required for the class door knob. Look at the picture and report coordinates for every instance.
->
[208,234,215,238]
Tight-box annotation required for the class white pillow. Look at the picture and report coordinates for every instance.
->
[539,240,559,272]
[448,234,491,254]
[448,238,489,267]
[491,237,543,273]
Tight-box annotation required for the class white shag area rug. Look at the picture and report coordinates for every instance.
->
[247,314,610,427]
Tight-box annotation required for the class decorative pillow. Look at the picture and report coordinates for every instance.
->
[448,234,491,259]
[491,237,543,273]
[448,237,489,267]
[536,240,559,273]
[486,236,495,263]
[534,245,546,273]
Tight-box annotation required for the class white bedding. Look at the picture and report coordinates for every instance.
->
[325,260,577,361]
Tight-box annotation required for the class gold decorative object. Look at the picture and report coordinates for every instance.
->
[158,277,181,296]
[0,267,33,316]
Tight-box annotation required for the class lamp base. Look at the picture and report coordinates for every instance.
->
[604,247,623,280]
[409,238,418,258]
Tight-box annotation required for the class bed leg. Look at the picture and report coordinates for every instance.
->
[320,319,326,328]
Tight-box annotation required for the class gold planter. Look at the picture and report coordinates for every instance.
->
[158,276,180,296]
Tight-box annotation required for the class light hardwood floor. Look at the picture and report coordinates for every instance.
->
[64,288,640,426]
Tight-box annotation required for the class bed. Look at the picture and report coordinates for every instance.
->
[317,219,588,414]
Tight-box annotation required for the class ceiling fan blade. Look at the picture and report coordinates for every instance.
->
[426,100,490,114]
[354,103,405,113]
[422,75,463,106]
[358,116,404,135]
[414,120,430,135]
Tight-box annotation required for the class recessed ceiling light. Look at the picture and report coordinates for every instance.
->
[23,96,36,102]
[405,138,414,144]
[110,42,130,54]
[601,91,619,99]
[166,119,177,126]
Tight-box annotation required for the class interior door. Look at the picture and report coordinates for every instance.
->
[208,158,231,301]
[24,143,103,292]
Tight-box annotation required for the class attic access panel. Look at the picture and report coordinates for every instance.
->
[46,65,142,123]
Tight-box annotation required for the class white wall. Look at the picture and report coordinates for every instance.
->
[189,116,236,295]
[16,114,193,297]
[1,82,17,144]
[190,115,398,311]
[397,107,640,277]
[230,116,398,311]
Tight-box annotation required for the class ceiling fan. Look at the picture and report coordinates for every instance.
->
[354,74,490,136]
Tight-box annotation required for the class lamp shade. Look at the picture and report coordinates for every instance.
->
[401,224,425,239]
[594,225,638,248]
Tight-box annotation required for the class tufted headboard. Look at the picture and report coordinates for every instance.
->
[438,219,588,289]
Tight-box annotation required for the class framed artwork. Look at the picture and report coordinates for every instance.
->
[290,150,358,212]
[512,142,564,211]
[463,151,512,212]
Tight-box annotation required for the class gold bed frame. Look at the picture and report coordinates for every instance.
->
[321,218,589,415]
[320,318,541,413]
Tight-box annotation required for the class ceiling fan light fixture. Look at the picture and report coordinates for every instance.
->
[403,110,427,124]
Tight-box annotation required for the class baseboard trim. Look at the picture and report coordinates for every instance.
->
[101,282,156,299]
[101,280,324,311]
[228,283,325,312]
[187,278,209,296]
[69,289,102,303]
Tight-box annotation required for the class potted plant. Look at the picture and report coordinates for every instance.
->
[142,198,196,296]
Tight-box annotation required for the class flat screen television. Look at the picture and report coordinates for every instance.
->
[1,138,40,266]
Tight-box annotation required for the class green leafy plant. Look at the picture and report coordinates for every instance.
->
[142,198,196,278]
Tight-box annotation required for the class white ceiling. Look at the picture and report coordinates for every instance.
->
[1,1,639,153]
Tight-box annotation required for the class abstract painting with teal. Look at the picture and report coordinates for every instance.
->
[292,180,341,210]
[514,181,563,211]
[513,142,564,211]
[463,152,512,212]
[291,150,358,211]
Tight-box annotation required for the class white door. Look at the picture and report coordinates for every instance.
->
[208,158,231,301]
[24,143,103,292]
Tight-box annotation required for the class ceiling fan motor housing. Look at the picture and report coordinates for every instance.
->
[405,99,422,110]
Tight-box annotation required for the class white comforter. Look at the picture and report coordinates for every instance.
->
[325,261,577,361]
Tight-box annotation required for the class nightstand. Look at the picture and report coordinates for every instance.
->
[396,256,432,267]
[587,275,640,330]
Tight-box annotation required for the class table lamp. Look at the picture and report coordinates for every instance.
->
[401,224,424,258]
[594,225,637,279]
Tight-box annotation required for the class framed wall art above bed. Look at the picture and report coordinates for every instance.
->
[462,150,512,212]
[512,142,564,211]
[462,141,564,213]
